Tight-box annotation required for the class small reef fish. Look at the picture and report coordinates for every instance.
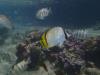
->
[36,8,51,20]
[0,15,12,29]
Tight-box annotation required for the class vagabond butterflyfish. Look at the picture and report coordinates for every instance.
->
[40,27,66,48]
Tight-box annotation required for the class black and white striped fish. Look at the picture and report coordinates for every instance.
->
[36,8,51,20]
[72,29,89,39]
[65,29,90,39]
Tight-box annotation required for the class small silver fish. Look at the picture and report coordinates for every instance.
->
[36,8,51,20]
[72,29,88,39]
[0,15,12,29]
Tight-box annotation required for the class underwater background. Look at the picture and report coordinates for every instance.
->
[0,0,99,27]
[0,0,100,75]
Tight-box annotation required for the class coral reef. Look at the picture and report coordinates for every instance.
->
[11,28,100,75]
[0,27,100,75]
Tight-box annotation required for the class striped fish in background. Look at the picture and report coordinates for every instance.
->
[72,29,89,39]
[36,7,51,20]
[65,29,91,40]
